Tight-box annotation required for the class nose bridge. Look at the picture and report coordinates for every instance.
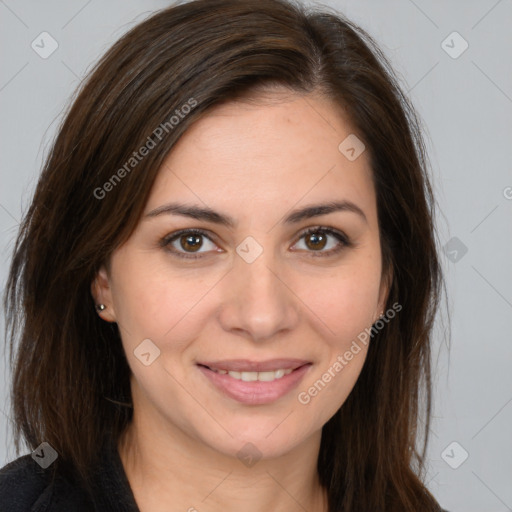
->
[239,249,279,302]
[218,239,299,341]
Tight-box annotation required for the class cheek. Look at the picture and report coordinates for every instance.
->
[294,259,382,343]
[109,249,220,347]
[296,274,376,420]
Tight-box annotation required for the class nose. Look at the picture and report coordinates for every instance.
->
[217,246,300,342]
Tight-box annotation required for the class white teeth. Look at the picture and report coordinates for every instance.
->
[258,371,281,381]
[241,372,257,382]
[212,368,293,381]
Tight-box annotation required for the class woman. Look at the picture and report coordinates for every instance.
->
[1,0,449,510]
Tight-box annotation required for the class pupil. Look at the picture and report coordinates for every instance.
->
[306,232,326,250]
[182,234,202,252]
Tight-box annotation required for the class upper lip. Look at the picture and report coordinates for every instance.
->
[198,358,311,372]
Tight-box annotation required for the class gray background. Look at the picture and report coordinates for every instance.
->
[1,1,511,511]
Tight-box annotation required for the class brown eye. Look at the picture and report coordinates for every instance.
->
[179,233,203,252]
[161,229,219,259]
[304,231,328,251]
[161,226,351,261]
[293,227,351,257]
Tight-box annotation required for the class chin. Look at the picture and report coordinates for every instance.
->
[197,416,317,462]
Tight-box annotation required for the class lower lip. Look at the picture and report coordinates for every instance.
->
[197,364,312,405]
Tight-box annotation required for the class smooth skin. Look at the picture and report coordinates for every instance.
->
[92,88,391,512]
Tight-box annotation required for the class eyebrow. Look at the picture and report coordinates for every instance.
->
[145,200,367,227]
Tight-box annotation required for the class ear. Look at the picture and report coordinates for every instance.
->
[375,264,393,323]
[91,265,117,323]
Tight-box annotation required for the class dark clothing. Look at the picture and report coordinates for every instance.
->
[0,441,139,511]
[0,443,450,511]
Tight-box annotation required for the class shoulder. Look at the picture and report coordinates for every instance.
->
[0,453,94,512]
[0,454,53,511]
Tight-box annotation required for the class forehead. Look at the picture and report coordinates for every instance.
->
[145,91,376,225]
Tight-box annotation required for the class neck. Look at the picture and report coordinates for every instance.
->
[118,408,328,512]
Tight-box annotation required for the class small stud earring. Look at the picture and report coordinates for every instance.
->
[96,304,106,312]
[373,310,384,324]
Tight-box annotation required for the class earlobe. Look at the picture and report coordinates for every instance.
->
[91,265,117,322]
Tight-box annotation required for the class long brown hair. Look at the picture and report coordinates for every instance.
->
[3,0,446,509]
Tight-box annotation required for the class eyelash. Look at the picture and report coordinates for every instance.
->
[160,226,352,260]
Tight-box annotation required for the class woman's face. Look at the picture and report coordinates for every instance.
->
[94,90,389,460]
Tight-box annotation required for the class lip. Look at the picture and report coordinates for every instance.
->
[197,362,312,405]
[197,358,310,372]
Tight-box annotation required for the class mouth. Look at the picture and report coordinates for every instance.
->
[197,358,310,380]
[196,359,312,404]
[197,364,307,382]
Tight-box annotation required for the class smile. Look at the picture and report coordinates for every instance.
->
[196,362,312,405]
[209,367,293,382]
